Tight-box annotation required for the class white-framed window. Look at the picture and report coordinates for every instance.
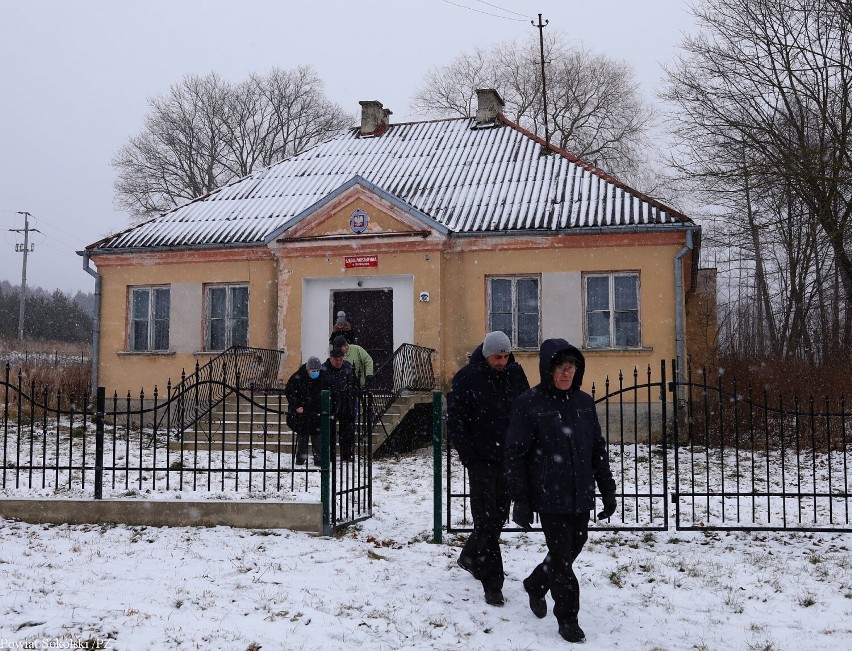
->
[205,284,249,351]
[129,286,170,351]
[584,272,640,348]
[487,276,540,349]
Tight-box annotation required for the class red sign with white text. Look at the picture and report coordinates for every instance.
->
[344,255,378,268]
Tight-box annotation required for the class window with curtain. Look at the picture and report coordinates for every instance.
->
[487,276,540,349]
[205,284,249,351]
[129,286,170,351]
[584,273,640,348]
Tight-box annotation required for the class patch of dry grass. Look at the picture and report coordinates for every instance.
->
[1,338,92,409]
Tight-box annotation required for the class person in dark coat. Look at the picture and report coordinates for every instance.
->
[329,311,358,345]
[505,338,617,643]
[322,347,357,461]
[448,330,530,606]
[284,356,324,465]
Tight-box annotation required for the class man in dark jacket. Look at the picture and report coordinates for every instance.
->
[322,347,357,461]
[448,331,530,606]
[284,356,324,465]
[505,338,617,643]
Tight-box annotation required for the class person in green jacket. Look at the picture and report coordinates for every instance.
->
[332,335,374,387]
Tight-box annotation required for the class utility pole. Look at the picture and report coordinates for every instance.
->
[10,211,40,341]
[532,13,550,153]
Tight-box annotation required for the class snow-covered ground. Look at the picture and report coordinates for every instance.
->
[1,446,851,651]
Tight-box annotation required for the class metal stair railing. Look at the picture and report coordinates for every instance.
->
[364,343,435,438]
[160,346,284,435]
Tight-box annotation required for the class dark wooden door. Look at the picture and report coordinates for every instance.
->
[333,289,393,390]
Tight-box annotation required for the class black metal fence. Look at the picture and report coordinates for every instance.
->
[161,346,285,434]
[0,362,372,532]
[446,360,852,533]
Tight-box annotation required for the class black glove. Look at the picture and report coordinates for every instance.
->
[512,501,534,531]
[597,493,617,520]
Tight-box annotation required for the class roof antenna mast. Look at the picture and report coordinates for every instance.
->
[532,13,550,153]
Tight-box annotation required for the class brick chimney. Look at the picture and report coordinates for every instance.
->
[475,88,504,124]
[359,100,392,136]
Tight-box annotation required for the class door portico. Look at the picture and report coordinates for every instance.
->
[300,275,414,366]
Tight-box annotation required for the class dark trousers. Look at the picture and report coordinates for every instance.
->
[332,417,355,460]
[294,418,321,464]
[459,462,510,592]
[523,513,589,623]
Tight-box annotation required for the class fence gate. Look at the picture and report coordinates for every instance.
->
[0,362,373,533]
[446,360,852,533]
[326,390,374,531]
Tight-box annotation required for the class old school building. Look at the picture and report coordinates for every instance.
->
[83,89,704,399]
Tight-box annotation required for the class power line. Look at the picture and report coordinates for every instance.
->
[26,212,86,243]
[439,0,528,21]
[474,0,532,19]
[4,211,88,255]
[38,239,78,257]
[33,229,78,254]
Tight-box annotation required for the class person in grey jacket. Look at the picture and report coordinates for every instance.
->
[505,338,616,643]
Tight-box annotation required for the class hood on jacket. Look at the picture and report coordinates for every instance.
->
[538,338,585,390]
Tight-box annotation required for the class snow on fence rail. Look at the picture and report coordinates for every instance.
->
[448,361,852,533]
[3,360,851,532]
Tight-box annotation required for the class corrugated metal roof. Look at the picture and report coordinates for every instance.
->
[89,116,691,251]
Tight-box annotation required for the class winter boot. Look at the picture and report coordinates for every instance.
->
[457,554,479,579]
[484,589,505,606]
[558,617,585,643]
[524,585,547,619]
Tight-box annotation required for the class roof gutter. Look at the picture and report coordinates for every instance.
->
[81,252,101,398]
[84,240,268,256]
[448,222,694,238]
[674,228,696,398]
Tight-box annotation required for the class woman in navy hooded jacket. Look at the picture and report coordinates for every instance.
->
[505,338,616,643]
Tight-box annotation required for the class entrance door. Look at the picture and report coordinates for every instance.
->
[333,289,394,390]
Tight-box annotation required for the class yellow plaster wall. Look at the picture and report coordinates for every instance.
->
[440,240,682,395]
[94,252,277,394]
[274,242,444,380]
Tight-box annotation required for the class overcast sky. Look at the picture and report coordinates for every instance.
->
[0,0,697,294]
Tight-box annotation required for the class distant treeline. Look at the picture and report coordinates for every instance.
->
[0,280,94,343]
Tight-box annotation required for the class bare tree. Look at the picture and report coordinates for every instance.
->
[113,73,231,218]
[663,0,852,344]
[411,32,655,182]
[255,67,352,166]
[113,67,352,223]
[414,48,498,119]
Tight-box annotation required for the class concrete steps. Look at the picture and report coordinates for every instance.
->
[171,392,433,454]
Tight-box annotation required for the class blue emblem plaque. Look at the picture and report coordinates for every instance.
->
[349,209,369,234]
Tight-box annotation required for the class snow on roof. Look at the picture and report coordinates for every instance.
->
[89,116,691,251]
